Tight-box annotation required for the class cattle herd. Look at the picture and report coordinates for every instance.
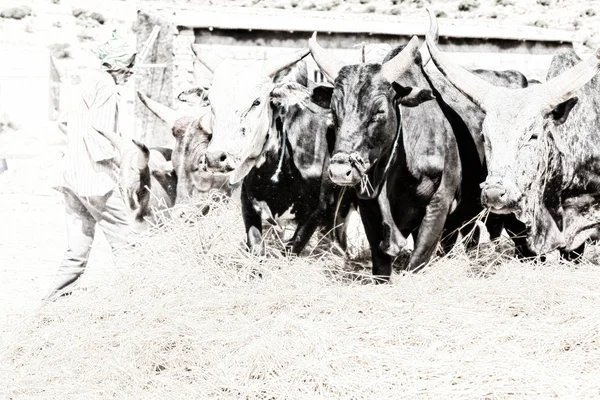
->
[96,10,600,282]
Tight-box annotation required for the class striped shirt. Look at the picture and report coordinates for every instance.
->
[55,69,121,196]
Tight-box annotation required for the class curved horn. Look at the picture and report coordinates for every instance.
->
[263,47,310,78]
[419,8,439,67]
[132,140,150,170]
[308,32,345,83]
[93,126,127,158]
[190,44,222,74]
[381,35,420,83]
[137,91,178,128]
[542,48,600,110]
[425,13,494,110]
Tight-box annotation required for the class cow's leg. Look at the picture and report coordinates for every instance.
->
[560,242,585,263]
[406,193,452,272]
[378,183,407,257]
[288,181,338,255]
[440,219,479,254]
[503,214,537,259]
[485,213,505,241]
[241,187,264,256]
[358,198,392,283]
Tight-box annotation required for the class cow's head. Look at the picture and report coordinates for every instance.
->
[425,10,600,252]
[309,34,434,189]
[190,45,310,184]
[137,92,232,204]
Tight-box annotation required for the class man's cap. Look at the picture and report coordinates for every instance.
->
[93,29,137,71]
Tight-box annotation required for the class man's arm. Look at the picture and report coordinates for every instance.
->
[83,80,119,162]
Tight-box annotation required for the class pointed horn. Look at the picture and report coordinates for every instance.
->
[425,13,494,110]
[381,35,420,83]
[542,48,600,110]
[308,32,345,83]
[93,126,127,157]
[137,91,178,127]
[419,8,439,67]
[132,140,150,170]
[190,43,222,74]
[263,47,310,78]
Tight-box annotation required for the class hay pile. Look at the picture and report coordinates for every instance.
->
[2,200,600,399]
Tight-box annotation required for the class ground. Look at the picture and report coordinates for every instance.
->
[1,0,600,397]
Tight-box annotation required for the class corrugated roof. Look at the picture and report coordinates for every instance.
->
[142,5,579,44]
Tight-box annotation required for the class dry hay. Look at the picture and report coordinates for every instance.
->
[1,199,600,399]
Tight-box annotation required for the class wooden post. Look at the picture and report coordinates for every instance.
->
[134,10,174,148]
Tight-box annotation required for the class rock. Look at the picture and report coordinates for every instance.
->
[72,8,105,25]
[458,0,480,12]
[49,43,72,59]
[0,5,32,20]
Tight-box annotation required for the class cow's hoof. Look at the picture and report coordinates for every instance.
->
[372,275,391,284]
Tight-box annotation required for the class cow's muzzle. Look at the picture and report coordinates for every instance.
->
[204,149,236,173]
[480,176,521,213]
[329,162,360,186]
[328,153,367,186]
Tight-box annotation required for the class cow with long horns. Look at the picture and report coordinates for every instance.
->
[308,19,547,278]
[542,50,600,256]
[419,9,547,258]
[309,34,472,279]
[425,14,600,254]
[191,45,349,255]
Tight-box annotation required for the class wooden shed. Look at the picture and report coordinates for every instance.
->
[135,4,578,146]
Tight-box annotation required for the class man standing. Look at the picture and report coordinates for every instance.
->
[44,30,136,301]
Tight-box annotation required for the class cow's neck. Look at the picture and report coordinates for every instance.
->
[250,117,293,182]
[357,105,403,200]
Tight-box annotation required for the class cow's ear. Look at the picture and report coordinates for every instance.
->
[198,109,213,137]
[392,82,435,107]
[551,97,578,125]
[177,86,210,107]
[311,85,334,109]
[270,82,310,112]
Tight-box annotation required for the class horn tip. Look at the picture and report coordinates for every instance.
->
[137,91,148,101]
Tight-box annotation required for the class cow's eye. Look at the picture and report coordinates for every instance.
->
[252,99,261,107]
[371,108,385,123]
[529,132,538,141]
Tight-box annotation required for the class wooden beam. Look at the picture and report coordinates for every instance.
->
[140,5,580,44]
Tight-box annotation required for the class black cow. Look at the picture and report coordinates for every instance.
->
[309,24,545,280]
[192,46,351,256]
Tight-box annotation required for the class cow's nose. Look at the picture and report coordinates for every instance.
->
[328,163,359,186]
[205,150,232,172]
[482,185,507,204]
